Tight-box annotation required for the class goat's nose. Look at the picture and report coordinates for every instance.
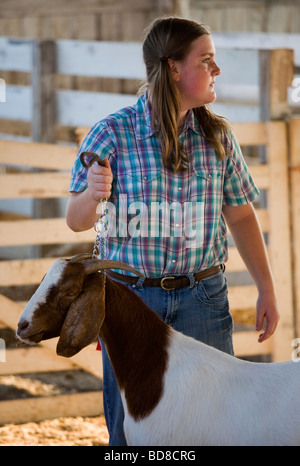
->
[18,319,29,331]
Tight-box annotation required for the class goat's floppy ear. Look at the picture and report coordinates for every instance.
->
[56,273,105,357]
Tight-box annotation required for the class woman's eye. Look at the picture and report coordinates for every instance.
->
[202,58,210,63]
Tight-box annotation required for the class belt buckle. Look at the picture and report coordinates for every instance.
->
[161,276,175,290]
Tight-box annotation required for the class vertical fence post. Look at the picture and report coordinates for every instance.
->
[259,49,296,359]
[289,118,300,340]
[31,40,56,143]
[31,40,58,256]
[259,49,294,121]
[267,121,295,361]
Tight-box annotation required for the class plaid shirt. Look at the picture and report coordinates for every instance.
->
[69,92,259,277]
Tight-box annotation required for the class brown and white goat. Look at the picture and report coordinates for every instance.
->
[17,255,300,446]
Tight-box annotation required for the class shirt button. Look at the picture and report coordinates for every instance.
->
[178,187,182,191]
[143,176,148,181]
[172,259,176,263]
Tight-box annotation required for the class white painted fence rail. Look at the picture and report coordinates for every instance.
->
[0,34,298,133]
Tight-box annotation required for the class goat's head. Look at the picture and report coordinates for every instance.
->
[16,254,143,358]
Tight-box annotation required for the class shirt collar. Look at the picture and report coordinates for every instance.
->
[135,92,202,140]
[181,109,202,136]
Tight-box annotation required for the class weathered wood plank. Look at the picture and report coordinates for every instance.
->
[289,118,300,338]
[227,246,270,272]
[0,173,70,199]
[0,258,56,286]
[0,139,76,170]
[56,89,137,127]
[0,391,103,425]
[228,285,257,311]
[248,165,270,189]
[57,40,145,79]
[232,122,268,145]
[213,33,300,67]
[210,102,260,123]
[0,85,31,121]
[0,218,94,246]
[233,331,273,357]
[0,37,33,72]
[267,122,294,361]
[0,259,51,287]
[260,49,294,120]
[0,347,78,375]
[32,40,56,143]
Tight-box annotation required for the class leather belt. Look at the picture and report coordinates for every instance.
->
[107,265,222,291]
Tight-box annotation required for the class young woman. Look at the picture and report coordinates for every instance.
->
[66,17,279,445]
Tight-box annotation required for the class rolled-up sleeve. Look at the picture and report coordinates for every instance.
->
[223,131,260,206]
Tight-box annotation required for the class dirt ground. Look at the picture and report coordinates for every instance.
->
[0,368,109,446]
[0,367,109,446]
[0,327,109,446]
[0,415,109,446]
[0,416,108,446]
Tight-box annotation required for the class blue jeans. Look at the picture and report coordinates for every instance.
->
[101,270,234,446]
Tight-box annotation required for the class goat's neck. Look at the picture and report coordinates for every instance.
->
[100,279,170,420]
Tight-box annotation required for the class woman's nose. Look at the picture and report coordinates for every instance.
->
[213,63,221,76]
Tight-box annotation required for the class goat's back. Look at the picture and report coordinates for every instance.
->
[124,329,300,446]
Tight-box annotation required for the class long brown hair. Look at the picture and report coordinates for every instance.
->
[140,17,230,173]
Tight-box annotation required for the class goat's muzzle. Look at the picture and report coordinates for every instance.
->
[16,318,44,344]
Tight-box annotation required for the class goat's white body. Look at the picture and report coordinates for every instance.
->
[123,329,300,446]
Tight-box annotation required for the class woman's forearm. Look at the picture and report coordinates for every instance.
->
[222,203,274,293]
[66,190,100,232]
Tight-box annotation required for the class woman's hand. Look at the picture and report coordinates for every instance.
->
[86,158,113,202]
[256,291,280,343]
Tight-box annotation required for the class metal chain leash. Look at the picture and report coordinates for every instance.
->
[93,198,108,260]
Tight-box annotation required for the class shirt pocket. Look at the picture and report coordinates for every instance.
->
[190,168,223,201]
[116,169,162,203]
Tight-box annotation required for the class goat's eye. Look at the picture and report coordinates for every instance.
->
[58,291,78,310]
[65,291,77,297]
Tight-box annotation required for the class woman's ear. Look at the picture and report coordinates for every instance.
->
[168,59,181,82]
[56,273,105,357]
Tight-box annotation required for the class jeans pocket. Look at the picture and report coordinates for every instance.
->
[193,272,229,310]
